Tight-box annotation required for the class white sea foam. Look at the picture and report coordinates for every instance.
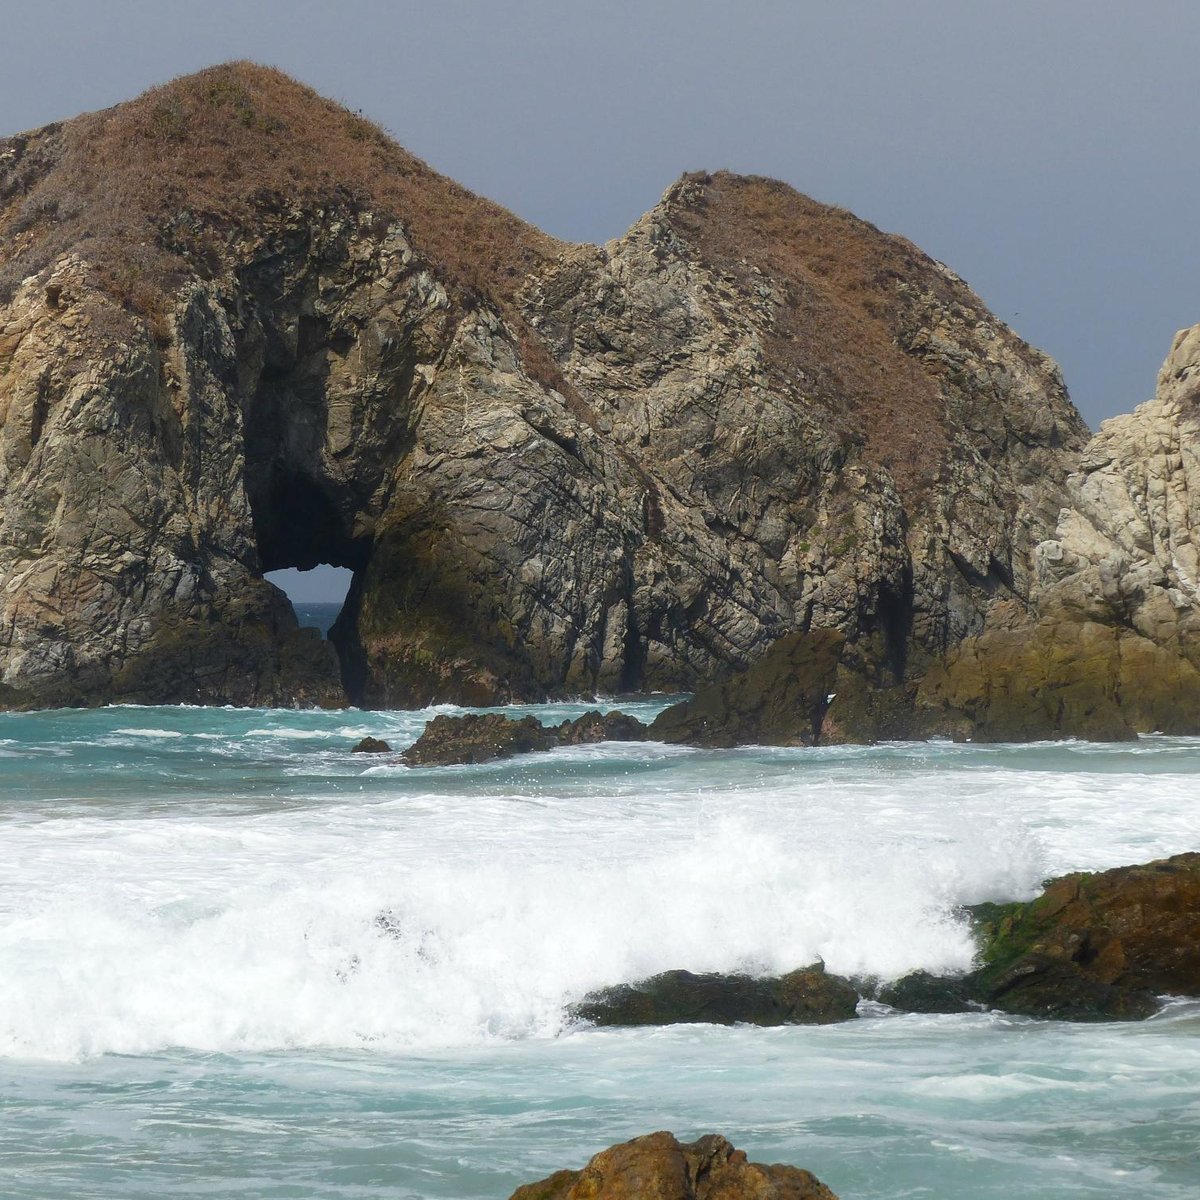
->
[0,714,1197,1062]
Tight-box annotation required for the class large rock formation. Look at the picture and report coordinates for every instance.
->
[0,63,1088,708]
[919,325,1200,738]
[509,1132,839,1200]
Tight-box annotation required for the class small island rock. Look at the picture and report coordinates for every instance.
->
[509,1131,839,1200]
[350,736,392,754]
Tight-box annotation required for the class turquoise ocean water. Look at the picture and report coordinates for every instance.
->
[1,679,1198,1197]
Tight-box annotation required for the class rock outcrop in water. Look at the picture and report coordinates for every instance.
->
[402,709,647,766]
[963,851,1200,1020]
[567,855,1200,1026]
[573,964,860,1027]
[873,853,1200,1021]
[509,1132,839,1200]
[0,62,1090,709]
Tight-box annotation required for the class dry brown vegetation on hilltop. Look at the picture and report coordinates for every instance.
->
[0,61,559,321]
[668,171,961,498]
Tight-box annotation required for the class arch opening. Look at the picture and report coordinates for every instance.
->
[249,460,373,707]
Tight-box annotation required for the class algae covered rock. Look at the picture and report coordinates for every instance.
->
[966,852,1200,1019]
[918,606,1200,742]
[573,964,859,1027]
[509,1131,839,1200]
[648,631,845,747]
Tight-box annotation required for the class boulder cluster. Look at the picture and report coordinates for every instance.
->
[509,1132,839,1200]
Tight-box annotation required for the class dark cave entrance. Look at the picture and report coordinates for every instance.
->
[250,462,373,706]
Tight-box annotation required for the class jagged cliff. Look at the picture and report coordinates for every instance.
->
[0,63,1091,708]
[920,323,1200,738]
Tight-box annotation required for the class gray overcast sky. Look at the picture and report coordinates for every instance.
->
[4,1,1198,421]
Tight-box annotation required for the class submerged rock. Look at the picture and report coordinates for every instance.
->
[402,709,648,766]
[573,964,859,1027]
[509,1131,839,1200]
[350,736,392,753]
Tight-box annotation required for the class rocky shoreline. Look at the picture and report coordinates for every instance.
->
[568,853,1200,1027]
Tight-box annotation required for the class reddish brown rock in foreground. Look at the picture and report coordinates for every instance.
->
[509,1132,838,1200]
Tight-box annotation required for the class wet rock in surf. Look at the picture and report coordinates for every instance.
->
[402,710,647,766]
[875,970,976,1014]
[648,631,846,748]
[964,852,1200,1020]
[573,964,859,1027]
[556,710,649,745]
[351,736,392,753]
[509,1131,839,1200]
[403,713,559,766]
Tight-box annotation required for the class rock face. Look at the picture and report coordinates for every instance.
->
[0,63,1088,709]
[509,1132,839,1200]
[573,964,859,1027]
[918,325,1200,739]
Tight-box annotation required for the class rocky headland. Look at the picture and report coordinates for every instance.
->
[2,62,1199,739]
[0,61,1107,720]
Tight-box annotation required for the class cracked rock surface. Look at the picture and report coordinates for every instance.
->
[0,64,1090,708]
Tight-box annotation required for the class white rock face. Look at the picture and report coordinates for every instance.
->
[1037,323,1200,658]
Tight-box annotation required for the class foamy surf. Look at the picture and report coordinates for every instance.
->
[0,704,1197,1198]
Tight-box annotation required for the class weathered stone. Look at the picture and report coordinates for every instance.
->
[402,713,559,766]
[509,1131,839,1200]
[964,853,1200,1020]
[556,709,649,745]
[573,964,859,1027]
[402,708,648,766]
